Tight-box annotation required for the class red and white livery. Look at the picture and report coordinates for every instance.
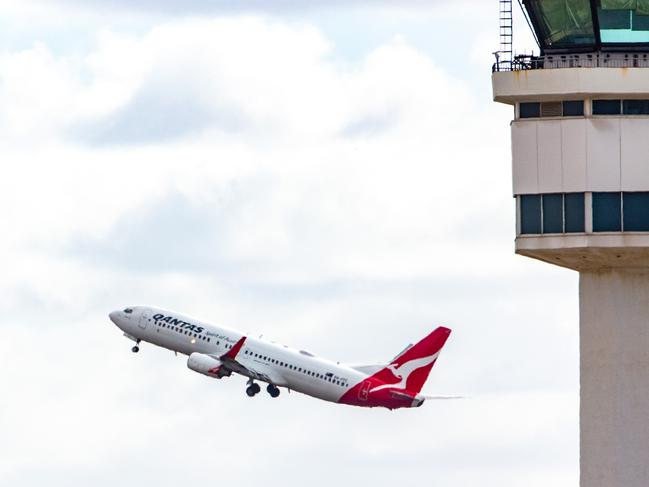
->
[109,306,453,410]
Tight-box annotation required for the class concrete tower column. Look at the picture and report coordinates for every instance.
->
[580,270,649,486]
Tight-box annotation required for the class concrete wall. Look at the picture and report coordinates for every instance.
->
[512,118,649,195]
[580,270,649,487]
[493,68,649,104]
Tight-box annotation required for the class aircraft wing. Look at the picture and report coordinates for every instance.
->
[240,362,289,387]
[216,336,288,386]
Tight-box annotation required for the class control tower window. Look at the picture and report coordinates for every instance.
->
[524,1,649,52]
[521,195,542,234]
[623,100,649,115]
[520,102,541,119]
[563,100,584,117]
[543,194,564,233]
[519,193,585,235]
[565,193,585,233]
[593,100,622,115]
[593,192,622,232]
[519,101,584,119]
[623,192,649,231]
[599,4,649,43]
[526,0,596,50]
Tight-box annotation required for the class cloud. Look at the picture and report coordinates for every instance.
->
[77,81,248,145]
[19,0,487,15]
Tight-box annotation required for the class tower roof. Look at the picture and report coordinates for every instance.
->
[524,0,649,53]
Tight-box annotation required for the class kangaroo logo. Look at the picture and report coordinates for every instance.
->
[370,351,440,393]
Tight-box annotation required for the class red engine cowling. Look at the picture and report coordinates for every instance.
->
[187,353,230,378]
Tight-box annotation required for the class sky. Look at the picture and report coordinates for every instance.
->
[0,1,578,486]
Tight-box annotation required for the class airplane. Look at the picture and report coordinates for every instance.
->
[108,305,454,410]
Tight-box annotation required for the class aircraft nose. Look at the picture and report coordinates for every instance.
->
[109,310,120,324]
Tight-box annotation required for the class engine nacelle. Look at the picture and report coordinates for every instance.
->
[187,353,230,379]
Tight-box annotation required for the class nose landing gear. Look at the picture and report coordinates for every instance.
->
[131,340,141,353]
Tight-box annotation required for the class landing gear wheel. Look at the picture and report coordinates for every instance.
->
[267,384,280,398]
[246,384,260,397]
[251,383,261,394]
[132,345,139,353]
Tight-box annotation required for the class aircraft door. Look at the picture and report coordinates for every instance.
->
[358,380,371,402]
[138,308,149,330]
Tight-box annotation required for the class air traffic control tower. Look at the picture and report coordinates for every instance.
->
[493,1,649,485]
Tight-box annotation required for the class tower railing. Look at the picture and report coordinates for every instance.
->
[493,52,649,72]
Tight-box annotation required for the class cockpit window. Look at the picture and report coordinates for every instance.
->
[124,308,133,314]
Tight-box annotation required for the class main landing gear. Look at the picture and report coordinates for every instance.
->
[246,382,261,397]
[245,381,280,398]
[267,384,280,398]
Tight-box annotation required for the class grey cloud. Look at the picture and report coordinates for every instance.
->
[74,83,248,146]
[340,111,397,138]
[69,191,235,272]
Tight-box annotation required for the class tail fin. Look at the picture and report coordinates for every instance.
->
[373,327,451,394]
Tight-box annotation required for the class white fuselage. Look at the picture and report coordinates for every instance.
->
[110,306,368,404]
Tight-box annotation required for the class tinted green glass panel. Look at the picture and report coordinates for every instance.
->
[543,194,564,233]
[601,0,649,12]
[623,192,649,231]
[565,193,585,232]
[521,195,542,234]
[526,0,596,49]
[524,1,649,50]
[599,1,649,43]
[593,192,622,232]
[599,9,631,29]
[633,12,649,30]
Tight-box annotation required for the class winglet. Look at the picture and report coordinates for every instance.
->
[221,336,247,361]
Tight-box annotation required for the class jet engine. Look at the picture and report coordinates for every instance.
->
[187,353,230,378]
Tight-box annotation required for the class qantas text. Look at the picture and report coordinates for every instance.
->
[152,314,205,334]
